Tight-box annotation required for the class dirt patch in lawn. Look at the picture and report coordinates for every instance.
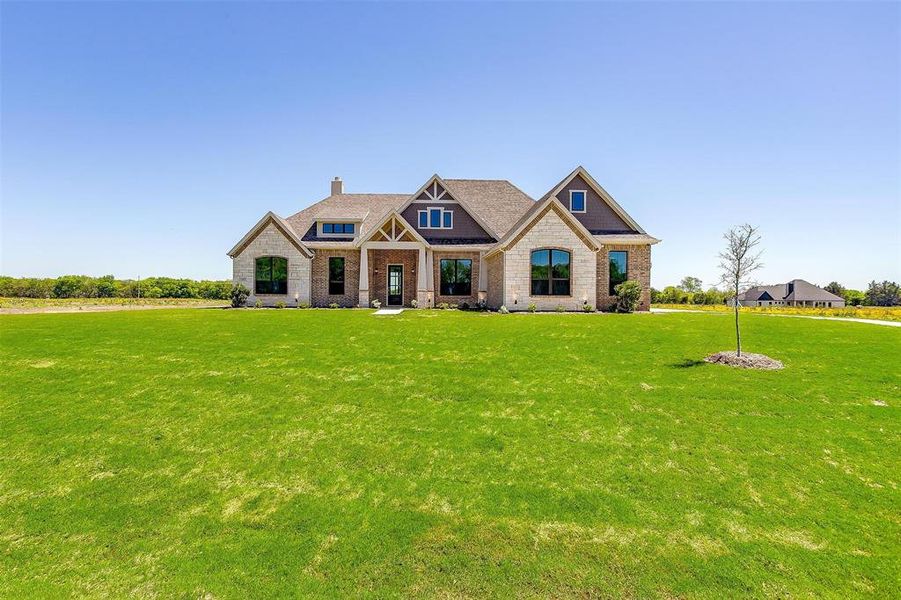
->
[704,351,784,370]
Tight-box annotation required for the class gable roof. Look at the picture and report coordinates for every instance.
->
[256,168,655,251]
[227,211,313,258]
[539,166,646,234]
[395,174,534,241]
[486,196,600,258]
[441,179,535,239]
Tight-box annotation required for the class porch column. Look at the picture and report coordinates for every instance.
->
[417,245,430,308]
[426,250,434,300]
[359,245,369,307]
[478,251,487,302]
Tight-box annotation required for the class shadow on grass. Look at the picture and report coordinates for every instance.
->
[671,358,707,368]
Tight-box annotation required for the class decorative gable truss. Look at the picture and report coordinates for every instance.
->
[356,211,429,246]
[400,174,500,239]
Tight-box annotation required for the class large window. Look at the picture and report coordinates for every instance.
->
[439,259,472,296]
[609,251,628,295]
[530,249,571,296]
[328,257,345,295]
[255,256,288,294]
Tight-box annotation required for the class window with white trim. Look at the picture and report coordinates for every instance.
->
[417,207,453,229]
[569,190,586,213]
[321,222,355,235]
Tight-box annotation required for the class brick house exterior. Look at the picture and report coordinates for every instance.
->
[228,167,660,311]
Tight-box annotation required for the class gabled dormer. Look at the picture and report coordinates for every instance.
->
[541,166,646,235]
[398,175,496,243]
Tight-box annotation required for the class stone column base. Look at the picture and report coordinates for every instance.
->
[359,289,369,308]
[416,290,430,308]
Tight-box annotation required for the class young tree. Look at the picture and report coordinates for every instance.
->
[719,224,763,356]
[679,276,703,293]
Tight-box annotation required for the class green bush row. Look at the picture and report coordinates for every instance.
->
[0,275,232,300]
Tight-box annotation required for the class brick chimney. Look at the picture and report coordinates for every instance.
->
[330,176,343,196]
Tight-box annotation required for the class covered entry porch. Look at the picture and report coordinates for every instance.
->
[357,213,433,308]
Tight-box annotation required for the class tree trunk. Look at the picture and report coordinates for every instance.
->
[734,283,741,357]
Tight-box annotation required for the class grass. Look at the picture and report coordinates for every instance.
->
[653,302,901,322]
[1,309,898,598]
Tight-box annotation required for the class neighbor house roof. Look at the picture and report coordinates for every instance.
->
[739,280,844,302]
[783,279,844,302]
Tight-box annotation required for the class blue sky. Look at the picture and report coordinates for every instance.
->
[2,1,898,289]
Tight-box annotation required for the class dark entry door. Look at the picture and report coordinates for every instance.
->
[387,265,403,306]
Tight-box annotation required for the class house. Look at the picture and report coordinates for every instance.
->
[736,279,845,307]
[227,167,660,311]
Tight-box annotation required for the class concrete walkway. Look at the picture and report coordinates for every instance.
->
[650,307,901,327]
[373,308,404,315]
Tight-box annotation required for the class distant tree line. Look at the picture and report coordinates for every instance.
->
[0,275,232,300]
[651,276,900,307]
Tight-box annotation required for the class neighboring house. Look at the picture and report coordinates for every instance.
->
[228,166,660,311]
[736,279,845,307]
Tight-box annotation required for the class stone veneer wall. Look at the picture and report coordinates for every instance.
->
[232,222,311,306]
[503,209,597,311]
[311,249,360,307]
[596,244,652,311]
[486,252,505,310]
[432,251,481,307]
[368,249,418,307]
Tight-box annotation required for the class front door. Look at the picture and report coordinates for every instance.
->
[387,265,403,306]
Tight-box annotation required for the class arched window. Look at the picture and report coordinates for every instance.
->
[531,249,571,296]
[255,256,288,294]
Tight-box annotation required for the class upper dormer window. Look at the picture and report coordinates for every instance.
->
[569,190,587,213]
[418,207,453,229]
[321,223,355,235]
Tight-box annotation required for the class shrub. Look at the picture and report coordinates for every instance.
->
[476,299,488,311]
[254,299,263,308]
[554,304,566,313]
[230,284,250,308]
[527,302,537,313]
[274,301,286,309]
[582,303,596,313]
[458,301,470,310]
[328,302,339,309]
[436,302,451,310]
[614,280,642,313]
[410,299,418,308]
[498,305,509,314]
[371,299,382,309]
[297,302,311,309]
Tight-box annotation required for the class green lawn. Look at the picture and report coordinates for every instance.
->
[1,309,898,598]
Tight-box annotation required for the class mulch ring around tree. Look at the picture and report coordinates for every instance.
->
[704,351,784,370]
